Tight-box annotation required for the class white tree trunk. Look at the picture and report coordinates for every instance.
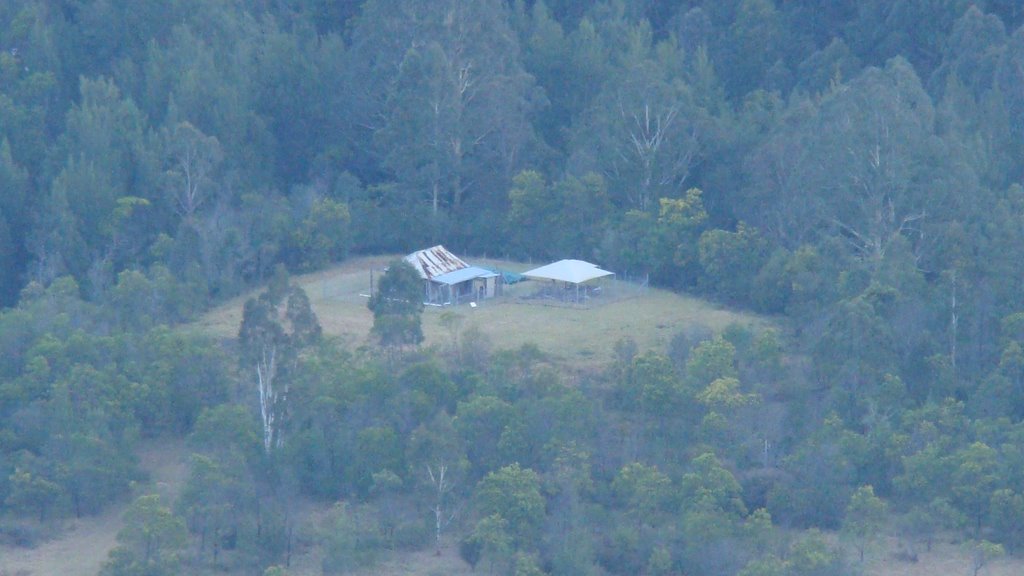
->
[427,464,456,555]
[257,345,278,453]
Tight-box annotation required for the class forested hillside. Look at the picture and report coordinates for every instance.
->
[2,1,1024,575]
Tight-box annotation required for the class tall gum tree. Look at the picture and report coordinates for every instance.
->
[567,20,709,212]
[351,0,541,228]
[743,57,975,273]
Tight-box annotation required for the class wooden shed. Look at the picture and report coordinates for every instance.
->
[403,245,501,305]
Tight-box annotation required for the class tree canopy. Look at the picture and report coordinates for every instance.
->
[2,1,1024,575]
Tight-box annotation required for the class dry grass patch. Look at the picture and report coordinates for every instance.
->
[0,439,187,576]
[863,536,1022,576]
[196,256,769,366]
[283,538,473,576]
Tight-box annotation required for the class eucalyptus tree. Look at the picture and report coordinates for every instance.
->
[30,77,159,284]
[743,57,974,273]
[568,20,706,213]
[368,259,424,349]
[348,0,541,236]
[100,494,188,576]
[0,141,29,303]
[160,120,222,225]
[239,281,321,454]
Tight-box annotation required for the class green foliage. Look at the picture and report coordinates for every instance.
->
[686,335,737,389]
[513,552,546,576]
[161,120,222,223]
[612,462,672,525]
[967,540,1005,576]
[786,529,845,576]
[177,452,256,563]
[392,518,432,551]
[621,351,684,418]
[4,466,61,522]
[699,223,768,303]
[189,405,262,461]
[953,442,1001,534]
[507,170,611,259]
[841,485,887,562]
[767,415,857,528]
[369,259,424,348]
[680,452,747,519]
[101,494,188,576]
[455,395,514,475]
[737,556,788,576]
[604,189,709,286]
[290,197,352,270]
[239,280,321,453]
[321,503,384,574]
[352,426,404,496]
[363,0,540,235]
[6,3,1024,575]
[470,513,514,575]
[988,489,1024,551]
[475,463,545,548]
[697,377,759,412]
[899,497,964,554]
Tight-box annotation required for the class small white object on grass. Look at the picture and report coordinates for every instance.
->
[470,302,477,308]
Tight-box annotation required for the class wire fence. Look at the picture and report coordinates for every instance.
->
[312,253,652,310]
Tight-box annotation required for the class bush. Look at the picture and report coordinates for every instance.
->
[0,519,46,548]
[459,537,482,569]
[393,518,432,551]
[668,324,714,369]
[321,504,384,574]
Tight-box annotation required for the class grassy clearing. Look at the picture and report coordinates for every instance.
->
[0,439,187,576]
[861,536,1020,576]
[196,255,769,366]
[283,536,473,576]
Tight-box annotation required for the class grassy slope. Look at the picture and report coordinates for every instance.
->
[863,537,1019,576]
[195,255,768,366]
[0,439,187,576]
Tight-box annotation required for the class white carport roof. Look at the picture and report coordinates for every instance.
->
[522,259,615,284]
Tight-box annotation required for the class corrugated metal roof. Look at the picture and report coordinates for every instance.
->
[432,266,498,286]
[403,245,469,280]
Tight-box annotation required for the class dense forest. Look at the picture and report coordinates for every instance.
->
[2,0,1024,575]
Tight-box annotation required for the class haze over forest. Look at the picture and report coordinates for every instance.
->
[2,1,1024,575]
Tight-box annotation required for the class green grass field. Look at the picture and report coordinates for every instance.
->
[196,255,769,366]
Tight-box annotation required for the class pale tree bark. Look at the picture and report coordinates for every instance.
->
[829,116,927,265]
[369,0,535,220]
[624,103,675,212]
[606,96,700,212]
[256,344,284,453]
[165,121,222,223]
[427,463,457,555]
